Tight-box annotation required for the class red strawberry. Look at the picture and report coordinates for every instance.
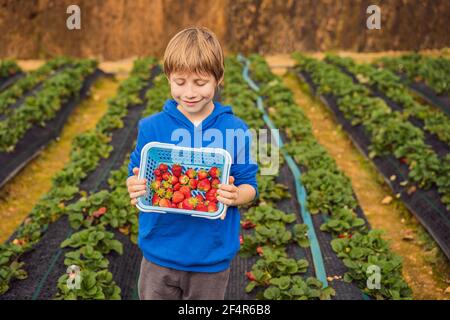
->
[180,186,191,198]
[197,179,211,192]
[158,163,168,172]
[92,207,107,218]
[155,176,163,182]
[150,180,161,191]
[206,188,218,203]
[256,246,264,256]
[173,183,181,191]
[172,191,185,204]
[182,197,198,210]
[197,169,208,180]
[169,175,179,185]
[162,172,171,181]
[189,179,198,190]
[171,164,183,177]
[210,178,220,189]
[159,198,171,208]
[177,202,183,209]
[242,220,256,229]
[171,202,178,208]
[195,202,208,212]
[186,168,197,179]
[195,194,205,202]
[179,175,189,185]
[208,167,220,178]
[152,195,161,206]
[245,271,256,282]
[154,169,162,177]
[207,202,218,212]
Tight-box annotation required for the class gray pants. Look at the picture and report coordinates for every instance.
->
[138,257,230,300]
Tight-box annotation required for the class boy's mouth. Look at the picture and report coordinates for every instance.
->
[182,99,202,106]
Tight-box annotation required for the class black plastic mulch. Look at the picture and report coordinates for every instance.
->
[0,68,107,189]
[0,72,25,92]
[0,66,161,300]
[297,70,450,261]
[397,74,450,119]
[334,65,450,157]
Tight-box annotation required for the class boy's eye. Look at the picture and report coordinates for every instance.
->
[175,80,185,86]
[196,81,207,86]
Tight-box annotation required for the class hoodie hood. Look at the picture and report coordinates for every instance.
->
[162,99,233,131]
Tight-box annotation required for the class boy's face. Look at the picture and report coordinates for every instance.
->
[168,71,219,115]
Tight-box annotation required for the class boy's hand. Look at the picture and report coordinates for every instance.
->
[217,176,239,220]
[126,167,147,206]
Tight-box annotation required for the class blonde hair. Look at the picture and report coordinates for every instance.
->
[163,26,224,84]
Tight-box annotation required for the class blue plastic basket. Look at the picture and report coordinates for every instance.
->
[136,142,232,219]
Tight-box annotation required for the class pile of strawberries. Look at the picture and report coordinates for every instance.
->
[150,163,221,212]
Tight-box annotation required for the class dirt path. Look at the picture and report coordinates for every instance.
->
[264,54,449,299]
[0,76,121,243]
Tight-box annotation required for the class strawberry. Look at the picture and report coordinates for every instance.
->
[158,163,168,172]
[245,271,256,282]
[182,197,198,210]
[186,168,197,179]
[177,202,183,209]
[159,198,171,208]
[92,207,107,218]
[173,183,181,191]
[208,166,220,178]
[169,175,179,185]
[171,164,183,177]
[256,246,264,256]
[164,188,173,199]
[189,179,198,190]
[162,172,171,181]
[152,195,161,206]
[171,202,178,208]
[197,169,208,180]
[180,186,191,198]
[195,194,205,202]
[150,180,161,191]
[172,191,185,204]
[210,178,220,189]
[153,169,162,177]
[156,188,166,198]
[179,175,189,185]
[162,181,172,189]
[197,179,211,192]
[207,202,218,212]
[195,202,208,212]
[155,176,163,182]
[206,188,218,203]
[242,220,256,229]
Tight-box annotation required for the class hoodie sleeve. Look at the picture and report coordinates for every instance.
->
[128,119,150,178]
[230,122,259,200]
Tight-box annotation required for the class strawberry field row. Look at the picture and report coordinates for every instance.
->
[325,55,450,153]
[223,56,336,300]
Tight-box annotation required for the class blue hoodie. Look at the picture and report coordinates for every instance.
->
[128,99,258,272]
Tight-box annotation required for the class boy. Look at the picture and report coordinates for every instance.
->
[126,26,258,300]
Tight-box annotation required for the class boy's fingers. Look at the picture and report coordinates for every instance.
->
[229,176,235,184]
[217,196,233,206]
[129,185,146,192]
[130,198,137,206]
[132,167,139,176]
[130,190,147,199]
[217,189,237,200]
[219,184,236,192]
